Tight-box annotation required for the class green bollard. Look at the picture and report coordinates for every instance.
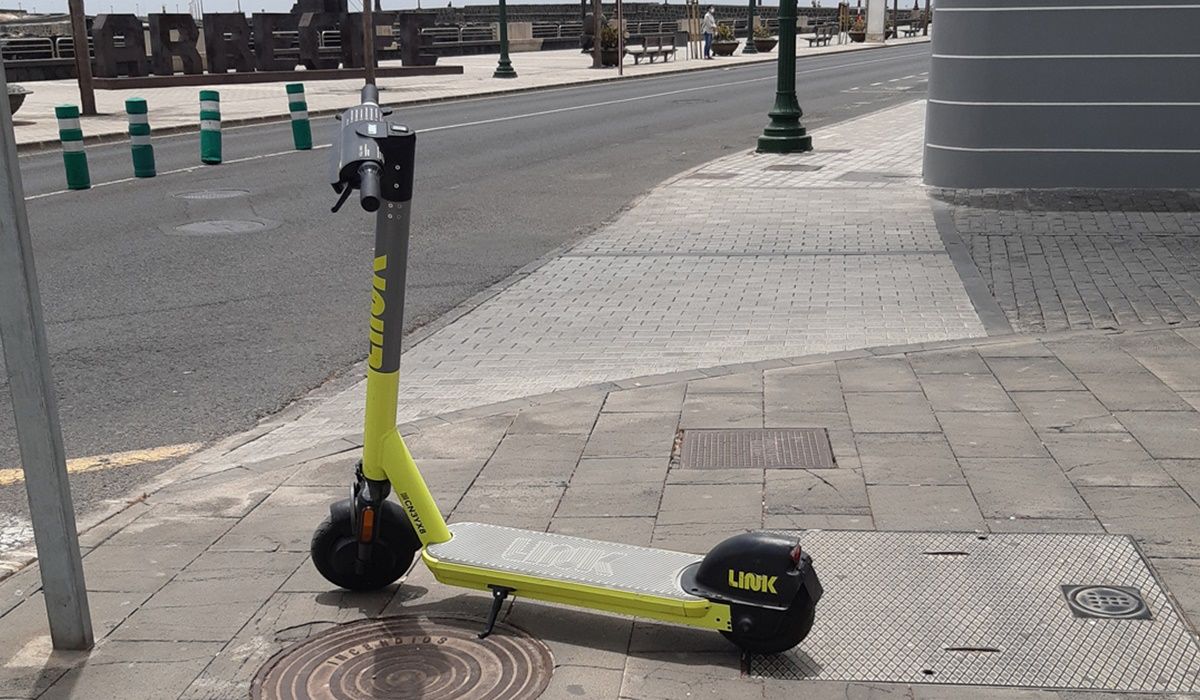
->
[54,105,90,190]
[199,90,221,164]
[285,83,312,151]
[125,97,156,178]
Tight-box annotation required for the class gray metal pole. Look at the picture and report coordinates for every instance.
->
[0,61,94,651]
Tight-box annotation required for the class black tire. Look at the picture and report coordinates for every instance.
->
[721,591,816,655]
[310,500,420,591]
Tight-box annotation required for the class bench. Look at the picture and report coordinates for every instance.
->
[901,25,921,37]
[806,24,835,47]
[625,33,677,64]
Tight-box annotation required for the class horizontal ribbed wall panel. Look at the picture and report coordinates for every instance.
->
[924,0,1200,188]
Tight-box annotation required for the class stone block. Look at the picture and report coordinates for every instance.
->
[837,358,920,392]
[1043,433,1173,487]
[959,458,1091,519]
[986,356,1083,392]
[867,485,985,531]
[857,433,964,486]
[764,469,869,516]
[845,392,939,433]
[680,392,763,429]
[1009,391,1123,434]
[918,373,1015,412]
[937,411,1048,458]
[1115,411,1200,459]
[1080,486,1200,557]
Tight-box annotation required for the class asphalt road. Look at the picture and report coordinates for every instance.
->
[0,44,931,544]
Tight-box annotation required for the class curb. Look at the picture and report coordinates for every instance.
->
[14,38,930,155]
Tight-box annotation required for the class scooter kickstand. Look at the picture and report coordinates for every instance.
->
[479,585,515,639]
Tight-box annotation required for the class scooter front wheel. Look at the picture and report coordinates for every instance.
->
[721,590,817,655]
[310,499,419,591]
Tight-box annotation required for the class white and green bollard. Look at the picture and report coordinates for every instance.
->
[54,105,90,190]
[125,97,156,178]
[286,83,312,151]
[199,90,221,164]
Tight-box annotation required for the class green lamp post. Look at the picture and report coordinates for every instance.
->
[756,0,811,153]
[743,0,758,53]
[494,0,518,78]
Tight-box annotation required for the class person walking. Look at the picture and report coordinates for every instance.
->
[701,6,716,59]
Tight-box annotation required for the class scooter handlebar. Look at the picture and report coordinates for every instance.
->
[358,163,381,212]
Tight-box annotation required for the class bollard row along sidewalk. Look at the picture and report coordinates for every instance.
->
[12,38,931,149]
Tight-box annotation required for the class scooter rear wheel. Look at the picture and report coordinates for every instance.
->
[310,500,419,591]
[721,590,817,655]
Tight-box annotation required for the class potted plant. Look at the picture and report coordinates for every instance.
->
[599,23,621,66]
[712,22,739,56]
[752,23,776,52]
[7,84,29,116]
[848,14,866,42]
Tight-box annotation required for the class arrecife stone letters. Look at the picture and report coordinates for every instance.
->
[92,12,413,78]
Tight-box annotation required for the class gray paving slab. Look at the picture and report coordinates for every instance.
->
[584,412,679,458]
[763,513,876,530]
[845,392,940,433]
[857,433,965,486]
[557,482,664,517]
[687,372,764,394]
[907,348,991,375]
[1160,459,1200,504]
[937,411,1049,458]
[1115,410,1200,459]
[656,483,763,526]
[451,484,565,530]
[40,641,223,700]
[620,652,758,700]
[764,469,870,516]
[570,457,670,486]
[1042,433,1175,487]
[986,356,1084,392]
[763,368,846,414]
[1117,331,1200,391]
[838,358,922,392]
[867,484,986,531]
[508,397,604,435]
[602,384,688,413]
[1008,391,1126,434]
[985,517,1105,534]
[1076,371,1194,411]
[919,372,1017,412]
[666,467,765,485]
[209,486,338,553]
[1150,556,1200,625]
[958,458,1092,520]
[1080,485,1200,558]
[680,391,764,429]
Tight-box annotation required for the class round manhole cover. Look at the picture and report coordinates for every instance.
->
[171,219,278,236]
[1071,586,1147,618]
[251,615,554,700]
[174,189,250,200]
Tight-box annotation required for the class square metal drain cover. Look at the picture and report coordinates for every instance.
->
[751,532,1200,692]
[678,428,835,469]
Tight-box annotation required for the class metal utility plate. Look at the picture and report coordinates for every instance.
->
[751,531,1200,692]
[428,522,702,600]
[679,428,835,470]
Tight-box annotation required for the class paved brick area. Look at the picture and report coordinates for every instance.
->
[4,327,1200,699]
[943,190,1200,332]
[220,100,985,466]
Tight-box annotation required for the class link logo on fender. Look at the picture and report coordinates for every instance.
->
[728,569,778,594]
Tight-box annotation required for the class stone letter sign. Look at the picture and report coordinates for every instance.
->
[90,11,436,79]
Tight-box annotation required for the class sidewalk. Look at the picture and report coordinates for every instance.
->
[12,36,930,148]
[3,95,1200,698]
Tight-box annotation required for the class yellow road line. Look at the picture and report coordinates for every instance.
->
[0,442,204,487]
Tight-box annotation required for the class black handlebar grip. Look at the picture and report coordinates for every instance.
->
[359,163,381,212]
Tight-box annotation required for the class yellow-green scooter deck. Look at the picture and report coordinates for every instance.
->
[423,522,732,631]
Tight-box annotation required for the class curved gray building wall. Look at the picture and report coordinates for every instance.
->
[923,0,1200,188]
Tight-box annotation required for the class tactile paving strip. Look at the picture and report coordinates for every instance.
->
[752,531,1200,692]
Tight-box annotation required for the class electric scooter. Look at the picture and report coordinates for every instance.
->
[310,84,823,655]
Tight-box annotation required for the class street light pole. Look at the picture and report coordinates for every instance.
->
[923,0,929,35]
[493,0,517,78]
[67,0,95,116]
[742,0,757,53]
[756,0,810,153]
[0,61,93,652]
